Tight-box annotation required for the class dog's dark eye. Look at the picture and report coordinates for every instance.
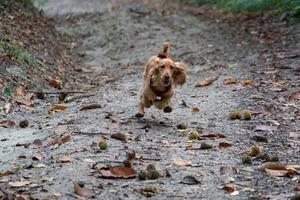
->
[160,65,165,69]
[170,66,174,69]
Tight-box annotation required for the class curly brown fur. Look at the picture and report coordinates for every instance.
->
[136,42,187,118]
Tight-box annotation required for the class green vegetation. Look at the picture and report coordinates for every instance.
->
[184,0,300,16]
[0,37,38,68]
[0,0,34,10]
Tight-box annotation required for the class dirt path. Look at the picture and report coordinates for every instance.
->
[1,0,299,199]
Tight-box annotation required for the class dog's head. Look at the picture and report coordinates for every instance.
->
[152,58,187,87]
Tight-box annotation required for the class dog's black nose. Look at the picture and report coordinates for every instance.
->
[164,75,170,80]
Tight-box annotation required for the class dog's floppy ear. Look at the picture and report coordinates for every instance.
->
[174,62,187,85]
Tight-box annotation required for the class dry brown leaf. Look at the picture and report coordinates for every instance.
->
[79,103,101,111]
[199,133,226,139]
[219,141,233,149]
[248,145,262,157]
[220,166,238,174]
[289,92,300,100]
[61,135,71,143]
[15,85,26,96]
[15,98,33,107]
[191,107,200,112]
[264,168,295,177]
[242,80,253,86]
[48,104,67,114]
[259,162,286,171]
[223,77,236,85]
[99,166,136,179]
[222,184,235,193]
[0,120,15,128]
[74,182,90,197]
[8,180,30,187]
[48,78,63,89]
[57,155,72,163]
[173,159,190,166]
[195,76,217,87]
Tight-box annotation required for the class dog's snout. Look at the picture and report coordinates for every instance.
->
[164,74,170,80]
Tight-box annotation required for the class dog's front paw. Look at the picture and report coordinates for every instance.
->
[163,106,172,113]
[135,112,144,118]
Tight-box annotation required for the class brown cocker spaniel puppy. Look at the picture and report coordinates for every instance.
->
[136,42,187,118]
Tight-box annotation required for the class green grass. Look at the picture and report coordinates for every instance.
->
[0,37,39,68]
[0,0,34,10]
[184,0,300,16]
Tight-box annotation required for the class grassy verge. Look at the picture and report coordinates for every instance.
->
[0,0,34,10]
[0,37,38,68]
[184,0,300,16]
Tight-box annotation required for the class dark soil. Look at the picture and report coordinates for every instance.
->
[0,0,299,199]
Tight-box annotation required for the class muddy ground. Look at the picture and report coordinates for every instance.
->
[0,0,299,199]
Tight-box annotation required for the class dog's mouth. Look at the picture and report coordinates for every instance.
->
[162,79,171,86]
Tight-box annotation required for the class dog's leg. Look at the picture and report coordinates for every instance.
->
[136,101,145,118]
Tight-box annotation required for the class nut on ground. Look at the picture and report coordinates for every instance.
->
[188,130,199,140]
[98,140,108,150]
[229,111,241,120]
[243,110,252,120]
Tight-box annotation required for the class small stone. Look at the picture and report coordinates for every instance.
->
[147,170,160,180]
[200,142,213,149]
[188,130,199,140]
[58,92,67,101]
[252,135,268,142]
[98,140,108,150]
[138,171,147,180]
[19,120,29,128]
[177,121,188,129]
[126,150,136,160]
[241,155,252,164]
[122,160,131,167]
[243,110,252,120]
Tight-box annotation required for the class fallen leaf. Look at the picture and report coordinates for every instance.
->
[61,135,71,143]
[265,169,288,177]
[191,107,200,112]
[289,92,300,100]
[195,76,217,87]
[0,120,15,128]
[99,166,136,179]
[57,156,72,163]
[180,175,201,185]
[173,159,190,166]
[8,180,30,187]
[32,154,43,161]
[199,133,226,139]
[242,80,253,86]
[223,77,236,85]
[220,166,238,174]
[222,184,235,193]
[219,141,232,149]
[48,104,67,114]
[248,145,262,157]
[15,85,26,96]
[74,182,90,197]
[254,125,273,132]
[79,103,101,111]
[270,87,287,92]
[15,98,33,107]
[259,162,286,171]
[139,185,157,197]
[48,78,63,89]
[111,132,127,141]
